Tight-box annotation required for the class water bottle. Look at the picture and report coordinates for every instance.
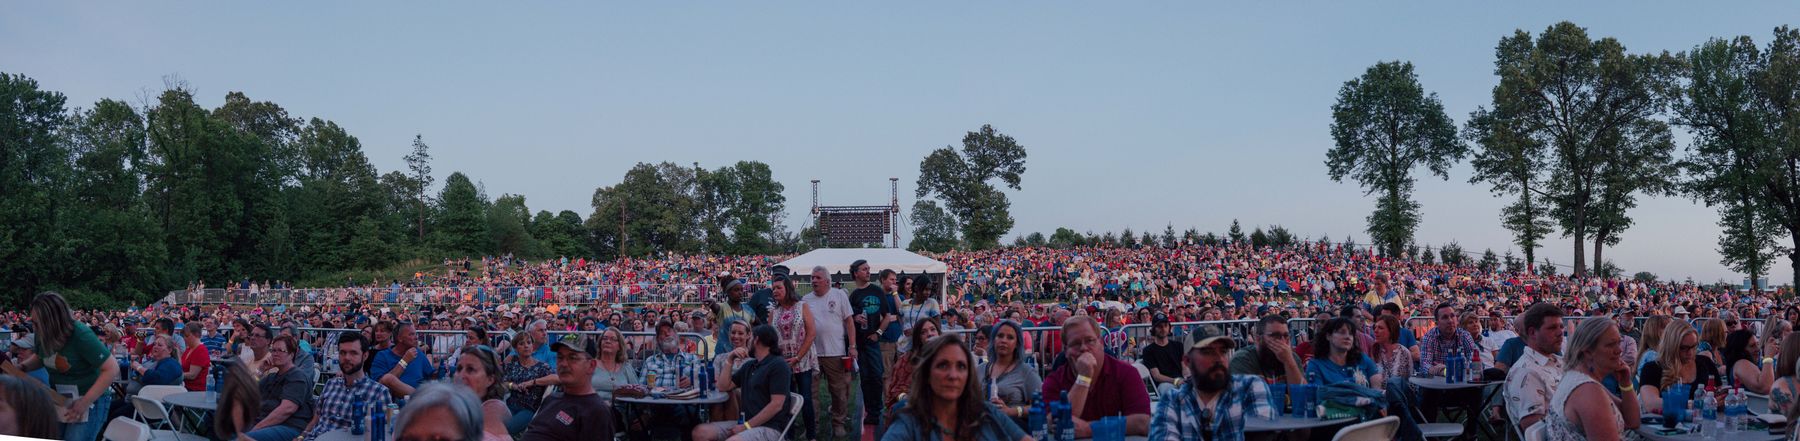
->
[385,403,401,440]
[1027,394,1047,441]
[1734,385,1751,432]
[1724,385,1743,434]
[1699,387,1717,437]
[1056,392,1075,441]
[369,402,386,441]
[352,399,367,436]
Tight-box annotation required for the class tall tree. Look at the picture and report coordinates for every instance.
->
[1327,61,1467,258]
[916,124,1028,250]
[1227,219,1246,244]
[404,135,435,242]
[908,200,959,252]
[0,73,72,307]
[487,194,540,257]
[585,162,701,258]
[435,172,489,256]
[1675,30,1800,288]
[1467,104,1555,268]
[56,99,168,303]
[1481,22,1682,276]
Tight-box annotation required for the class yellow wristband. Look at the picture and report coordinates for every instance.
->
[1619,383,1634,393]
[742,422,752,431]
[1075,375,1093,387]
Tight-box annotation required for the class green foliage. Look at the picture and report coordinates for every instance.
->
[1161,225,1178,248]
[1673,32,1796,288]
[1268,225,1295,247]
[1249,227,1268,249]
[1048,227,1083,249]
[1419,246,1436,264]
[916,124,1028,250]
[1504,250,1524,273]
[1025,232,1047,247]
[1439,241,1466,266]
[1327,61,1466,258]
[1120,228,1138,247]
[1479,249,1500,272]
[435,172,490,256]
[1227,220,1246,244]
[1634,271,1659,283]
[908,200,960,253]
[487,194,541,256]
[1481,22,1682,276]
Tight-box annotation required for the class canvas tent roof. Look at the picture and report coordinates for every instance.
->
[775,248,947,275]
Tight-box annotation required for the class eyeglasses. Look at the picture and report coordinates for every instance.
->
[270,348,291,354]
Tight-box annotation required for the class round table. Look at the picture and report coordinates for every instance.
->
[1408,376,1492,390]
[314,429,361,441]
[1636,426,1782,441]
[1245,416,1356,432]
[163,391,217,411]
[613,391,730,406]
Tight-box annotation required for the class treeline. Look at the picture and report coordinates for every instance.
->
[1321,22,1800,287]
[0,76,791,308]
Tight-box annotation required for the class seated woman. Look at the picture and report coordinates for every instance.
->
[1723,329,1773,394]
[500,333,555,435]
[882,334,1030,441]
[1769,334,1800,419]
[708,320,752,422]
[978,320,1042,429]
[1638,323,1721,413]
[1545,317,1639,440]
[452,346,512,441]
[395,382,486,441]
[215,360,263,441]
[1304,317,1417,440]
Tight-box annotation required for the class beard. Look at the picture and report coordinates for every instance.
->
[659,337,679,354]
[340,360,361,375]
[1194,364,1230,392]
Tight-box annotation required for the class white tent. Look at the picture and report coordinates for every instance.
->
[775,248,947,275]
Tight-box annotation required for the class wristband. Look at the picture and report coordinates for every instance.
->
[1075,375,1092,387]
[742,422,752,431]
[1619,383,1634,393]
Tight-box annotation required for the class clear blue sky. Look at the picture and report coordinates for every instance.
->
[6,2,1794,283]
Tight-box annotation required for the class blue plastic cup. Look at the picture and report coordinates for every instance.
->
[1268,383,1287,416]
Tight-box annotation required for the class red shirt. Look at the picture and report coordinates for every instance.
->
[1041,355,1152,421]
[181,344,211,391]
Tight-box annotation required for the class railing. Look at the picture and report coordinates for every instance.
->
[159,284,735,307]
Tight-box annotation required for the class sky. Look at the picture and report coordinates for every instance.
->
[5,2,1796,284]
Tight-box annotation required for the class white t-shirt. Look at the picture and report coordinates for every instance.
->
[898,298,941,353]
[803,287,853,358]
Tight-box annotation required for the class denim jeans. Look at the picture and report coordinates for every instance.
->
[244,424,301,441]
[64,392,111,441]
[793,370,816,440]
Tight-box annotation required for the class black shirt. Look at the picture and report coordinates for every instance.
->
[520,392,615,441]
[735,354,793,429]
[851,284,890,349]
[1638,356,1721,400]
[1139,340,1183,384]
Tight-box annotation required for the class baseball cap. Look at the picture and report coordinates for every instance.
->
[1183,326,1236,354]
[1151,314,1170,327]
[549,334,599,359]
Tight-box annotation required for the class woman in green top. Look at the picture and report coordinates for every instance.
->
[19,292,118,441]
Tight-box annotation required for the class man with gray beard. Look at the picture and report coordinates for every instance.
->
[632,319,699,441]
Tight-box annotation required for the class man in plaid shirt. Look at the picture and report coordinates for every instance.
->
[1150,328,1271,441]
[641,319,699,391]
[301,332,393,441]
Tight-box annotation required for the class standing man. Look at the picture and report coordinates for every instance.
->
[301,333,393,441]
[802,265,855,439]
[521,336,616,441]
[849,261,896,434]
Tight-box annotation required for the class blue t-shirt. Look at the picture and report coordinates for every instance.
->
[1304,354,1381,388]
[533,343,557,370]
[1399,328,1417,349]
[880,295,902,344]
[1496,337,1525,368]
[140,357,185,386]
[370,347,434,389]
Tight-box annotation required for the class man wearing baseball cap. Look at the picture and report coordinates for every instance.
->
[1138,314,1184,396]
[521,335,615,441]
[1147,327,1272,441]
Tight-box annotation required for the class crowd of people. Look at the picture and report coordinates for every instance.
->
[1,242,1798,441]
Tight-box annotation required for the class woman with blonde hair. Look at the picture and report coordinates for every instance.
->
[1545,317,1640,440]
[1700,318,1727,365]
[1636,315,1672,374]
[1637,320,1721,412]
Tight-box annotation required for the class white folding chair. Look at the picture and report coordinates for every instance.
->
[1330,415,1399,441]
[778,392,805,439]
[1131,362,1154,394]
[1409,399,1465,440]
[136,385,186,402]
[104,417,150,441]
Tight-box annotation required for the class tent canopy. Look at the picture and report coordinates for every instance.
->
[775,248,947,276]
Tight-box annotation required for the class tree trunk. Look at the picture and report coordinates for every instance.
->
[1592,233,1606,278]
[1572,209,1588,278]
